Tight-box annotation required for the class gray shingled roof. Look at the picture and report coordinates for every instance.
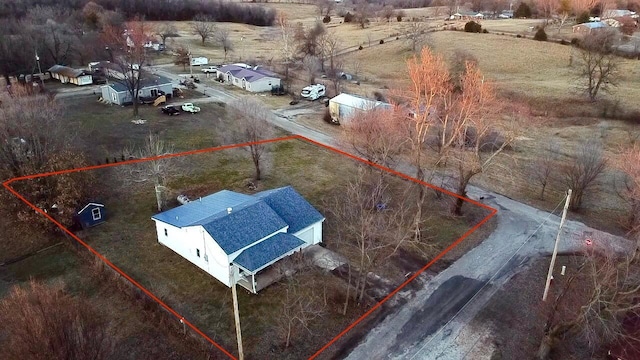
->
[254,186,325,233]
[152,190,256,227]
[233,233,305,272]
[201,201,288,254]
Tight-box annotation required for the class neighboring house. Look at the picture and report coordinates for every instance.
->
[74,202,106,229]
[603,16,638,29]
[451,10,484,20]
[216,64,281,93]
[100,73,172,105]
[151,186,325,293]
[48,65,93,86]
[572,21,609,34]
[602,9,638,19]
[329,93,392,124]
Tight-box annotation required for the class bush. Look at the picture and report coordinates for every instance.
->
[576,11,590,24]
[560,39,568,45]
[464,21,482,33]
[323,15,331,23]
[358,45,363,50]
[482,29,488,33]
[397,14,403,22]
[571,37,579,45]
[379,39,384,44]
[534,28,547,41]
[516,34,522,38]
[344,12,353,23]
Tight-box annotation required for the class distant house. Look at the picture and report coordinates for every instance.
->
[151,186,324,293]
[602,9,638,19]
[572,21,609,34]
[74,202,106,229]
[216,64,281,93]
[100,73,172,105]
[48,65,93,86]
[451,10,484,20]
[328,93,392,124]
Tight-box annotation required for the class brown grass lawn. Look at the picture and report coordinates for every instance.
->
[0,244,207,360]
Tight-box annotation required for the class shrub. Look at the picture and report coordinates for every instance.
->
[482,29,488,33]
[344,12,353,23]
[464,21,482,33]
[323,15,331,23]
[397,14,403,22]
[516,34,522,38]
[560,39,568,45]
[571,37,579,45]
[576,11,590,24]
[534,28,547,41]
[358,45,363,50]
[379,39,384,44]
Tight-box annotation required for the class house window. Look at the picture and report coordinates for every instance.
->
[111,92,117,102]
[196,249,200,257]
[151,89,158,97]
[164,228,168,236]
[91,207,101,221]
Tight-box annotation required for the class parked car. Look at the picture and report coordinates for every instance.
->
[161,105,180,116]
[181,103,201,113]
[201,66,218,74]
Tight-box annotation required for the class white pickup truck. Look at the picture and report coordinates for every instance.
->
[201,66,218,74]
[181,103,201,113]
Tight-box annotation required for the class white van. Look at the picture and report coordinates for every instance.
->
[190,57,208,66]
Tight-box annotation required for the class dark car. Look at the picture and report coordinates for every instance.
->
[161,105,180,116]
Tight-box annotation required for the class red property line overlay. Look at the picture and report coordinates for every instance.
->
[2,134,497,360]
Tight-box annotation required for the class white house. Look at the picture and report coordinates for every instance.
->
[328,93,392,124]
[216,64,281,93]
[151,186,324,293]
[48,65,93,86]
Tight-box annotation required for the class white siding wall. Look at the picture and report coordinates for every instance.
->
[153,221,231,287]
[294,221,323,245]
[248,77,281,93]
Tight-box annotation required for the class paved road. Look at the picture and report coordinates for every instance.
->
[132,66,633,359]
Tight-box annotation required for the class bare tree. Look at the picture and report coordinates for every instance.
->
[341,108,409,168]
[449,49,478,88]
[574,29,621,101]
[275,269,326,348]
[538,248,640,359]
[326,169,412,308]
[0,280,113,360]
[101,18,150,117]
[192,14,216,45]
[355,1,372,29]
[302,55,321,84]
[228,98,275,181]
[535,0,559,21]
[404,22,429,53]
[173,45,190,70]
[315,0,335,16]
[615,145,640,236]
[295,21,326,58]
[278,14,296,92]
[560,139,607,211]
[381,5,396,22]
[531,140,560,200]
[215,29,233,61]
[156,23,178,46]
[320,32,342,93]
[123,133,176,212]
[0,88,94,229]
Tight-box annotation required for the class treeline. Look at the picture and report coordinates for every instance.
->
[0,0,276,26]
[369,0,432,9]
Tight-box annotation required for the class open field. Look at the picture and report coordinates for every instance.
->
[0,244,207,360]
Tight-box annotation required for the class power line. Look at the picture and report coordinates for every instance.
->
[410,194,569,360]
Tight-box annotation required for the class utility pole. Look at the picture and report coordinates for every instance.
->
[188,46,193,77]
[542,189,572,301]
[231,267,244,360]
